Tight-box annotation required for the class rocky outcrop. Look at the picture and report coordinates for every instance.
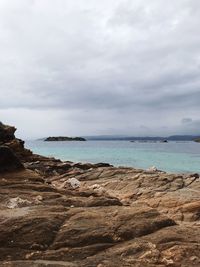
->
[0,122,32,161]
[0,123,16,142]
[0,123,200,266]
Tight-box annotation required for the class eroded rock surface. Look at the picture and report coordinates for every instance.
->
[1,165,200,267]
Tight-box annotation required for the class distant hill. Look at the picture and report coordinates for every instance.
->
[84,135,200,141]
[167,135,200,141]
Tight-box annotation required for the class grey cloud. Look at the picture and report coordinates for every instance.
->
[0,0,200,137]
[181,118,193,124]
[180,118,200,135]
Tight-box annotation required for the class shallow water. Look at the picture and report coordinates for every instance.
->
[25,140,200,173]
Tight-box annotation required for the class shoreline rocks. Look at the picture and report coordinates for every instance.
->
[0,123,200,266]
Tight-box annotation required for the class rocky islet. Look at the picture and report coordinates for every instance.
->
[44,137,86,142]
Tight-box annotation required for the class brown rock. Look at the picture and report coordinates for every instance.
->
[0,122,33,161]
[0,123,16,143]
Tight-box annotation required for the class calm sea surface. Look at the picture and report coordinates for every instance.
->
[25,140,200,173]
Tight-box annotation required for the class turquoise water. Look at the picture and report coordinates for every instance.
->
[25,140,200,173]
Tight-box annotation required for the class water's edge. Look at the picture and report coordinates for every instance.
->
[25,140,200,174]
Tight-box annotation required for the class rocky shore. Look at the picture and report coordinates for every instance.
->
[0,123,200,267]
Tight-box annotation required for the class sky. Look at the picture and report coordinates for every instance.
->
[0,0,200,139]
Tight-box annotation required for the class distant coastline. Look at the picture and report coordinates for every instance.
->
[39,135,200,142]
[84,135,200,142]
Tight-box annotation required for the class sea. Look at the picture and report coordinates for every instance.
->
[25,140,200,174]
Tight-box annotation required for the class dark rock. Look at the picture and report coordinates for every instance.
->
[0,146,24,172]
[0,123,16,143]
[194,137,200,142]
[94,162,112,168]
[189,173,199,178]
[0,122,33,162]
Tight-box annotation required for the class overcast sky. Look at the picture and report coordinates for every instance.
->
[0,0,200,138]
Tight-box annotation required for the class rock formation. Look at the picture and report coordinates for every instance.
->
[0,123,200,266]
[0,122,33,161]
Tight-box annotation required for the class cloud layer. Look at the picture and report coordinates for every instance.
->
[0,0,200,138]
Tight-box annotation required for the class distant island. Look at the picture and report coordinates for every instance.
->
[44,136,86,141]
[194,138,200,143]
